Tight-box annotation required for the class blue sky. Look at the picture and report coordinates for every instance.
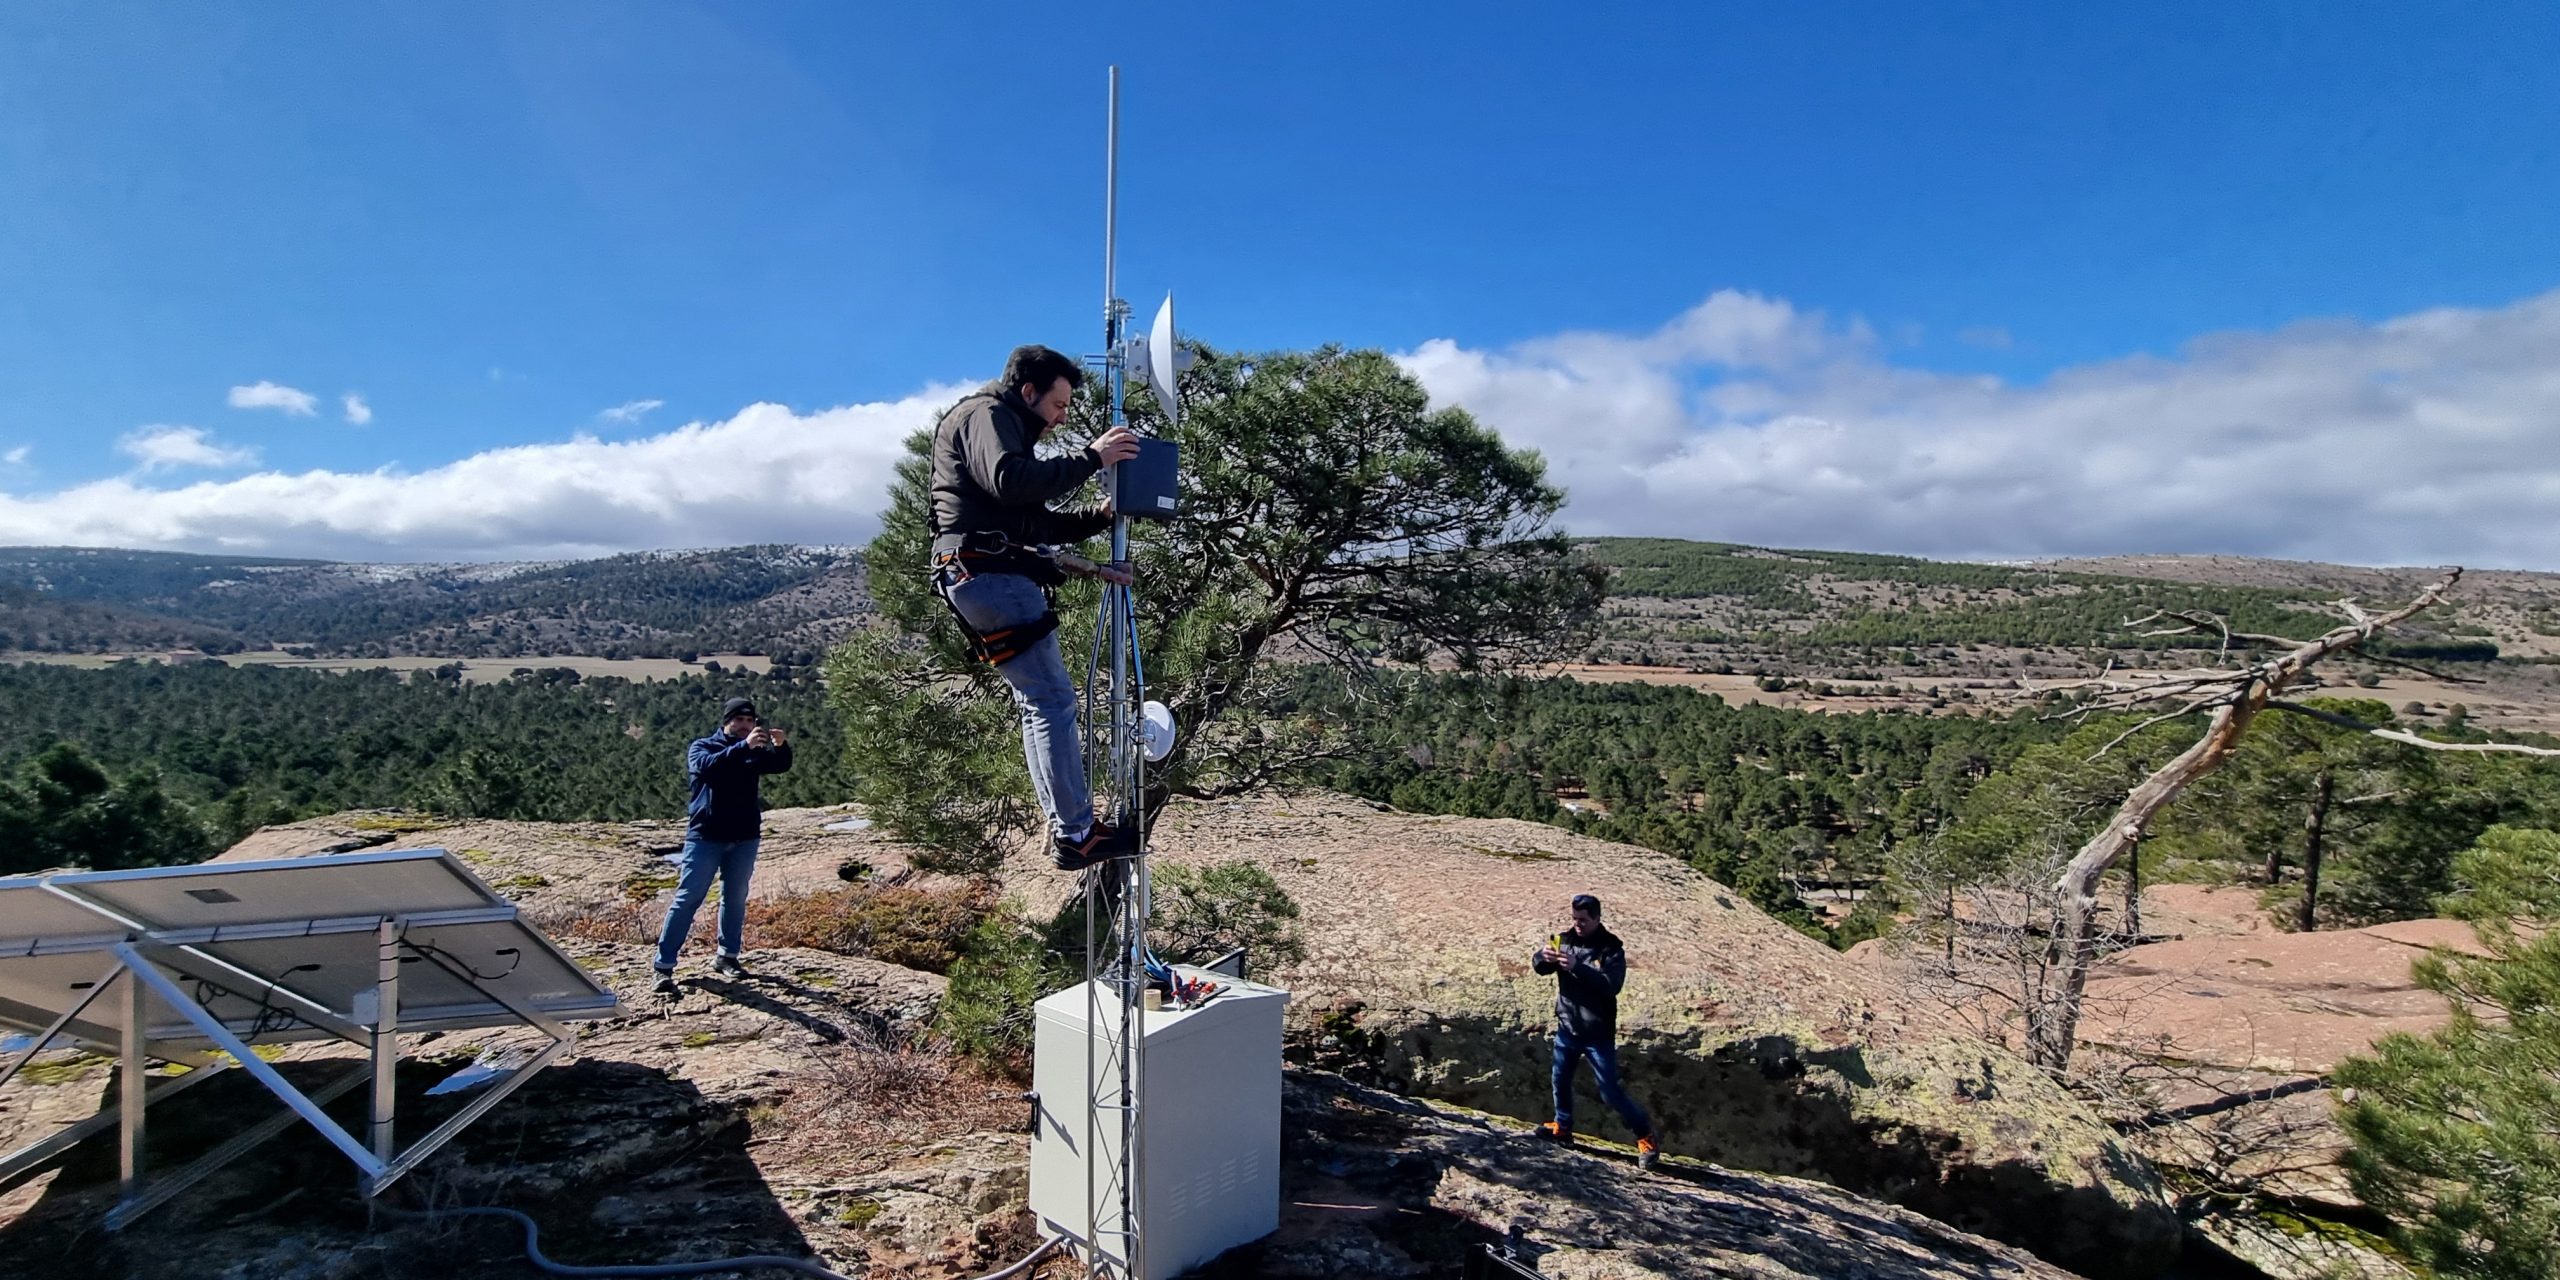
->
[4,3,2558,564]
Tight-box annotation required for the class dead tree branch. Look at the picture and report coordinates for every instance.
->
[2263,699,2560,756]
[2026,570,2471,1071]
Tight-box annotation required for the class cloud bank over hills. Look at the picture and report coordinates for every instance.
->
[4,289,2556,567]
[1402,287,2560,570]
[0,392,958,562]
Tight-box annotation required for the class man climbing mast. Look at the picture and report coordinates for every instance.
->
[930,343,1144,871]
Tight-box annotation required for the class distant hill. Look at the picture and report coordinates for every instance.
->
[1573,536,2560,673]
[0,545,868,659]
[9,538,2555,674]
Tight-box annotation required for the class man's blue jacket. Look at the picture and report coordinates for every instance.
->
[686,731,793,841]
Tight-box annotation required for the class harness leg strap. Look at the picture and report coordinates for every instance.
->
[933,568,1062,668]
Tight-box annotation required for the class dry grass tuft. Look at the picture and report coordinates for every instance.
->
[744,883,994,974]
[528,880,995,975]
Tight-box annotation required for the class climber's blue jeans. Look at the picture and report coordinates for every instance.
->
[1553,1028,1652,1137]
[655,835,758,971]
[941,569,1095,840]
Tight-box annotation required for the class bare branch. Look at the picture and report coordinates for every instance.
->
[2369,729,2560,758]
[2260,699,2392,733]
[2262,700,2560,757]
[2352,647,2489,685]
[2117,1075,2332,1130]
[2085,695,2228,760]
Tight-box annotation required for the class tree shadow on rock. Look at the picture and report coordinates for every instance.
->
[1314,1011,2186,1280]
[0,1054,822,1279]
[1207,1073,2067,1280]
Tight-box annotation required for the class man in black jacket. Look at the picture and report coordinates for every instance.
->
[1533,893,1660,1169]
[930,344,1141,872]
[653,696,793,994]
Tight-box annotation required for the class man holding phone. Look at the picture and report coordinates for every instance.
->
[1533,893,1662,1169]
[654,695,793,994]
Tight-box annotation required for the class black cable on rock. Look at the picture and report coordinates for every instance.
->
[372,1202,853,1280]
[373,1202,1064,1280]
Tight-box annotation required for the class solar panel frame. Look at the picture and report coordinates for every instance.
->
[0,878,131,955]
[46,847,506,932]
[0,845,621,1225]
[203,916,612,1025]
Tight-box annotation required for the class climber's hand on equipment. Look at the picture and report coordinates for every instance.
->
[1091,426,1141,467]
[1096,561,1133,586]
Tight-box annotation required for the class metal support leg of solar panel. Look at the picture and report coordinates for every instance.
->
[0,849,619,1229]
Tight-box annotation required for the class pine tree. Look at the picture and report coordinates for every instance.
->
[2336,825,2560,1279]
[827,344,1604,869]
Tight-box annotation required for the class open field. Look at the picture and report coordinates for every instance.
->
[1552,659,2560,734]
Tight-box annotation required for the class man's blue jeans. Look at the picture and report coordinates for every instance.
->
[941,569,1095,840]
[655,833,759,971]
[1553,1027,1652,1138]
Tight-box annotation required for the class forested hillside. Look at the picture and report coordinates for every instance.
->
[1295,671,2057,931]
[0,661,846,874]
[1294,669,2560,943]
[0,545,868,658]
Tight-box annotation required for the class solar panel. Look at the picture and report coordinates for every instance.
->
[49,848,504,932]
[0,845,621,1226]
[202,916,613,1028]
[0,949,157,1043]
[0,879,131,953]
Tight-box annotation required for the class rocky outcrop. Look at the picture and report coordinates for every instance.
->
[1103,792,2183,1279]
[0,933,995,1279]
[2,923,2092,1280]
[212,805,942,910]
[1225,1072,2080,1280]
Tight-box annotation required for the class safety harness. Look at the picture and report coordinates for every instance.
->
[931,532,1064,668]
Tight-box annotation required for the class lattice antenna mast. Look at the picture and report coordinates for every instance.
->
[1080,63,1150,1280]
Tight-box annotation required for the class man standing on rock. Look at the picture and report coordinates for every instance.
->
[1534,893,1661,1170]
[928,343,1142,872]
[653,696,792,995]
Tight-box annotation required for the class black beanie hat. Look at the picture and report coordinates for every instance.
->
[1571,893,1602,917]
[721,697,757,722]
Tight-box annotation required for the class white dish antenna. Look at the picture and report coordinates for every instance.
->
[1125,292,1188,427]
[1139,699,1176,762]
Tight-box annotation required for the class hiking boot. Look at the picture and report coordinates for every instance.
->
[651,970,680,997]
[711,953,752,979]
[1053,821,1140,871]
[1536,1121,1574,1144]
[1636,1135,1660,1170]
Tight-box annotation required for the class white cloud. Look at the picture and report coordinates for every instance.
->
[116,426,258,473]
[2,446,28,466]
[342,393,373,426]
[0,388,967,560]
[1396,287,2560,570]
[229,381,319,416]
[599,398,664,424]
[14,287,2560,569]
